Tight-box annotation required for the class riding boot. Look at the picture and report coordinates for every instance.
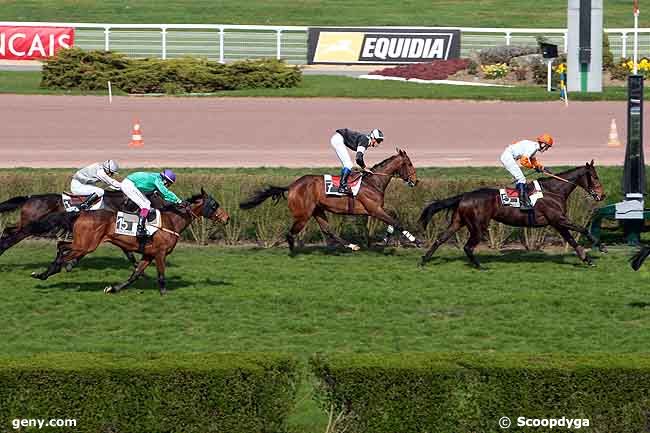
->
[77,193,99,211]
[136,214,147,251]
[338,169,353,195]
[517,183,532,211]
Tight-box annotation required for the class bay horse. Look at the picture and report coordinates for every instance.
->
[240,149,420,252]
[0,191,162,262]
[31,189,229,295]
[419,161,606,268]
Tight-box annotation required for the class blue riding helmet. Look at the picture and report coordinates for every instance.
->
[161,169,177,184]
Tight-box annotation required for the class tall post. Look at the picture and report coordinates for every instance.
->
[567,0,603,92]
[634,0,640,74]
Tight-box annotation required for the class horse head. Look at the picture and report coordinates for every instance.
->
[395,148,418,187]
[581,160,605,201]
[191,188,229,224]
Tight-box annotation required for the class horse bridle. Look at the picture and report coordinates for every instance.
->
[544,170,601,200]
[363,163,417,187]
[187,196,221,220]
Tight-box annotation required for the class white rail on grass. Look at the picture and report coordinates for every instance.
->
[1,22,648,64]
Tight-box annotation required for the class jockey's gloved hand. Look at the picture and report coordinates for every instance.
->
[543,167,553,174]
[535,166,544,173]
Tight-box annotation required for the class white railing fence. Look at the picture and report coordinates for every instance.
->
[1,22,649,64]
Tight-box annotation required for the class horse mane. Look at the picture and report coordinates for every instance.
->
[371,153,400,170]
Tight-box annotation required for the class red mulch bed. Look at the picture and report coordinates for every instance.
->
[369,59,471,80]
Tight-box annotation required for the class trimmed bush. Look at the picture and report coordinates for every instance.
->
[41,48,302,94]
[477,45,538,65]
[0,353,299,433]
[311,352,650,433]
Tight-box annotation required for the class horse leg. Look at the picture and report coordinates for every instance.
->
[286,218,309,253]
[555,227,593,266]
[0,228,32,256]
[313,208,358,251]
[32,243,83,280]
[154,253,167,296]
[362,203,420,246]
[122,249,138,267]
[421,212,464,266]
[463,222,483,269]
[105,255,152,294]
[554,216,607,253]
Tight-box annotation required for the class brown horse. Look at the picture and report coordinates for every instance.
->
[419,161,606,268]
[31,189,229,295]
[0,191,162,262]
[240,149,420,252]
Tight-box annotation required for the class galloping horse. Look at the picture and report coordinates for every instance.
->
[240,149,420,252]
[31,189,229,295]
[419,161,606,268]
[0,191,162,262]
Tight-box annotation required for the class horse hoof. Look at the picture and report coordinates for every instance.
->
[104,286,114,294]
[159,290,167,296]
[599,245,608,253]
[65,263,73,272]
[346,244,360,251]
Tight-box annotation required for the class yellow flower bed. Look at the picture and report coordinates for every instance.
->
[480,63,510,79]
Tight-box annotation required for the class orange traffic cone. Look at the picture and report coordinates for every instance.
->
[129,119,144,148]
[607,118,622,147]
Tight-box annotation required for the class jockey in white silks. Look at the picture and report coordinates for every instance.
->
[70,160,122,210]
[499,133,554,210]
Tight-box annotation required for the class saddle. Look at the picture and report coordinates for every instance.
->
[324,174,363,197]
[499,180,544,208]
[115,210,161,237]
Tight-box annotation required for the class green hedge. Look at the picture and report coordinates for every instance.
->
[310,352,650,433]
[41,48,302,93]
[0,167,635,247]
[0,353,299,433]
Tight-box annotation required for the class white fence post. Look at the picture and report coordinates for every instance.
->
[219,27,225,63]
[622,32,628,58]
[505,31,512,46]
[161,27,167,59]
[563,31,568,53]
[276,29,282,59]
[104,26,110,51]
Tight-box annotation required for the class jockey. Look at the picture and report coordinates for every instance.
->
[330,128,384,194]
[120,169,183,239]
[500,133,554,210]
[70,160,122,211]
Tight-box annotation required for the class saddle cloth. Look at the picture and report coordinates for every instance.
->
[324,174,363,197]
[499,180,544,208]
[62,192,103,212]
[114,210,161,237]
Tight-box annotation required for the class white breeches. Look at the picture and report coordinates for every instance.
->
[70,179,105,197]
[500,150,526,184]
[330,133,354,170]
[121,178,151,210]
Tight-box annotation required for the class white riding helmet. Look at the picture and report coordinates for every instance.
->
[102,159,119,174]
[369,129,384,143]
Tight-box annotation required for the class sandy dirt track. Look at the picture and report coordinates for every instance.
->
[0,95,641,168]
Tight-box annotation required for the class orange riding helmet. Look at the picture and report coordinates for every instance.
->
[536,133,554,147]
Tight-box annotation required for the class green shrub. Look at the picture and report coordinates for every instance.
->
[0,353,299,433]
[311,352,650,433]
[41,49,302,94]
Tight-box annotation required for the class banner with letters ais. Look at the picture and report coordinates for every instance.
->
[0,26,74,60]
[307,27,461,65]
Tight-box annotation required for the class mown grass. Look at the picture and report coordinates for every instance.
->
[0,0,636,27]
[0,71,629,100]
[2,242,650,431]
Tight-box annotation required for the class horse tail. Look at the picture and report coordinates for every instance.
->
[419,194,464,229]
[240,186,289,210]
[631,246,650,271]
[0,196,29,213]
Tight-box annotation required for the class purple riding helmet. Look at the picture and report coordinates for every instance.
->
[160,169,177,184]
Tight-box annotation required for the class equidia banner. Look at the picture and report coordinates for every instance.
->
[0,26,74,60]
[308,28,461,65]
